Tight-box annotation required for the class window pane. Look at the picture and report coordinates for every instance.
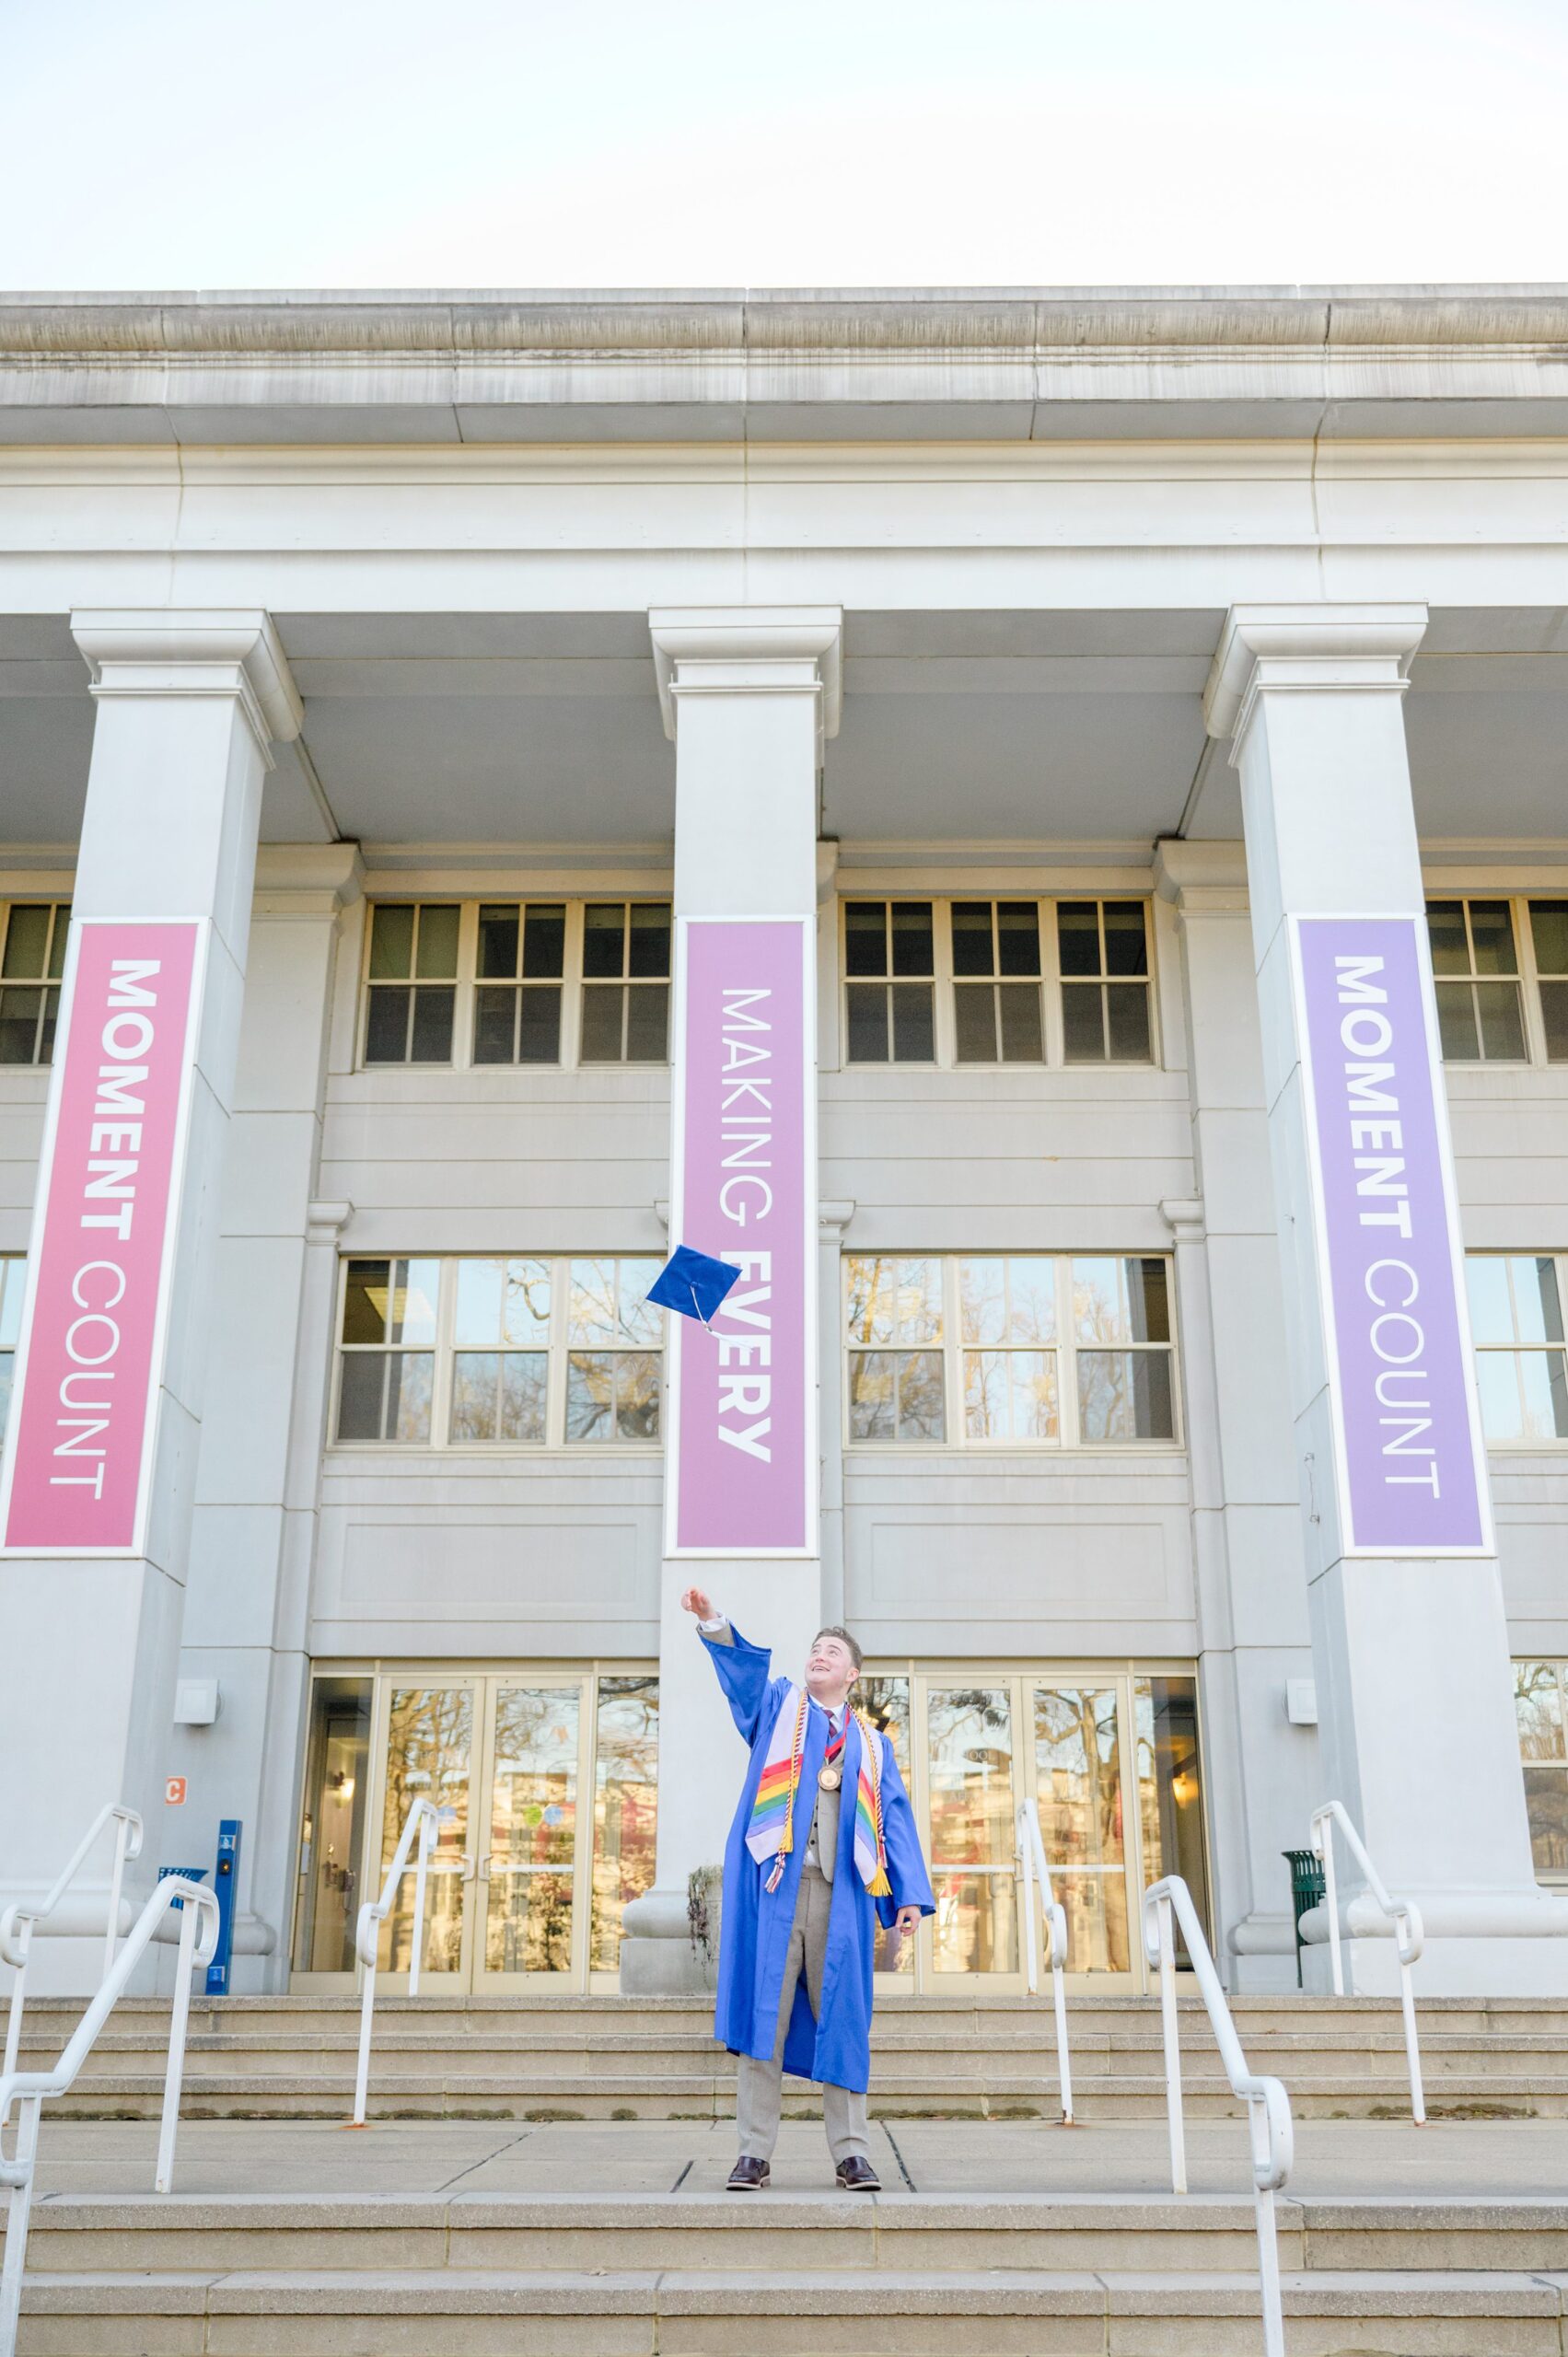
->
[488,1685,578,1902]
[1062,983,1107,1062]
[628,904,671,978]
[1101,902,1150,979]
[499,1353,549,1441]
[1136,1678,1209,1935]
[342,1260,392,1346]
[414,904,459,979]
[998,983,1044,1062]
[890,981,935,1061]
[1531,900,1568,976]
[1107,984,1152,1062]
[390,1260,439,1346]
[958,1258,1008,1347]
[616,1261,664,1348]
[46,909,68,981]
[1009,1257,1057,1344]
[1435,981,1480,1061]
[1057,902,1102,978]
[846,983,889,1062]
[963,1349,1009,1438]
[568,1260,620,1348]
[565,1353,615,1440]
[1426,901,1469,977]
[502,1261,552,1346]
[582,905,626,979]
[1073,1256,1125,1343]
[847,1353,896,1440]
[0,988,41,1063]
[381,1688,471,1973]
[580,986,625,1061]
[1516,1350,1568,1440]
[368,904,414,980]
[615,1352,662,1439]
[927,1688,1015,1864]
[1129,1258,1170,1343]
[897,1350,946,1439]
[0,1261,25,1351]
[522,905,566,979]
[450,1352,501,1441]
[1475,981,1526,1060]
[624,983,669,1062]
[385,1352,434,1443]
[1468,900,1518,976]
[890,901,935,977]
[1078,1349,1174,1442]
[845,1256,899,1346]
[477,905,520,979]
[1035,1687,1123,1864]
[966,1349,1057,1439]
[39,987,59,1065]
[517,985,562,1063]
[1524,1769,1568,1875]
[364,985,411,1063]
[410,985,455,1062]
[843,903,888,978]
[1539,980,1568,1062]
[953,985,997,1062]
[951,902,995,977]
[2,906,49,978]
[896,1258,944,1343]
[1466,1255,1517,1345]
[1515,1662,1565,1762]
[1056,1872,1130,1973]
[1513,1258,1563,1346]
[473,986,518,1064]
[592,1676,659,1972]
[1475,1352,1528,1442]
[454,1260,505,1347]
[931,1870,1016,1973]
[996,901,1041,977]
[336,1352,387,1440]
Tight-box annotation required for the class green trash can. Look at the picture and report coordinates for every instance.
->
[1283,1848,1326,1989]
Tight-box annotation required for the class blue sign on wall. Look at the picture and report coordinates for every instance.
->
[205,1818,241,1995]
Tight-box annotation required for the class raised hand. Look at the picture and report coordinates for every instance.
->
[680,1585,716,1620]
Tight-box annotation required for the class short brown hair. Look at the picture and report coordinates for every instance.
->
[812,1624,863,1672]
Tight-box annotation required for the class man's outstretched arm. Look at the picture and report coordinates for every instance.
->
[680,1585,775,1744]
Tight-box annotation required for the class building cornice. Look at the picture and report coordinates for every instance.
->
[11,286,1568,446]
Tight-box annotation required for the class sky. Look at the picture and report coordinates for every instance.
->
[2,0,1566,292]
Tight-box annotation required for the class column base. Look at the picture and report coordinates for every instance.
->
[619,1885,720,1997]
[1301,1887,1568,1994]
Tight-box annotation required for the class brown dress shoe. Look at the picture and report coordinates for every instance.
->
[726,2155,771,2190]
[835,2155,880,2191]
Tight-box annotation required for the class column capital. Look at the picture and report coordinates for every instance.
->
[648,606,842,755]
[1202,603,1428,755]
[71,608,304,767]
[1152,838,1249,911]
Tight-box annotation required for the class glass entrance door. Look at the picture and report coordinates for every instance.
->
[861,1666,1210,1994]
[292,1664,658,1992]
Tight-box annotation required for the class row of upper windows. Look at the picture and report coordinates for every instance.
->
[3,892,1568,1073]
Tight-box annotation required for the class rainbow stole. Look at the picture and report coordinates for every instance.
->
[745,1684,891,1896]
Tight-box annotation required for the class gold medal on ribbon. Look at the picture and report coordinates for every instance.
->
[818,1765,842,1792]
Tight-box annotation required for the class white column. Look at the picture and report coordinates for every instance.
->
[179,848,361,1990]
[0,610,301,1991]
[1205,604,1568,1992]
[1156,842,1321,1990]
[621,606,841,1992]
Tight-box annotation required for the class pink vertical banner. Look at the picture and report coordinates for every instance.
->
[666,916,815,1556]
[0,919,204,1556]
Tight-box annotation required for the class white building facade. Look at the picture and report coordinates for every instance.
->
[5,287,1568,2001]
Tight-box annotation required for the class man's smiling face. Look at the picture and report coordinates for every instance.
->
[805,1630,858,1703]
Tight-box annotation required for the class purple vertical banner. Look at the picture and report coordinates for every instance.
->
[666,916,815,1557]
[1292,913,1491,1555]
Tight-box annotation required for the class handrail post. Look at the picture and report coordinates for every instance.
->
[154,1890,202,2194]
[409,1809,432,2002]
[104,1811,133,1980]
[1154,1887,1186,2194]
[1016,1805,1039,1995]
[1,1928,29,2110]
[352,1937,377,2128]
[1048,1903,1074,2126]
[1398,1933,1426,2127]
[1312,1801,1425,2122]
[0,2093,41,2357]
[1319,1816,1345,1994]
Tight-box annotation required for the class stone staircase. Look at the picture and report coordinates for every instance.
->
[14,1988,1568,2122]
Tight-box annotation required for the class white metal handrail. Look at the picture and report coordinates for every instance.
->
[1310,1799,1425,2126]
[1144,1875,1293,2357]
[1014,1799,1074,2124]
[0,1873,216,2357]
[349,1796,438,2127]
[0,1803,142,2116]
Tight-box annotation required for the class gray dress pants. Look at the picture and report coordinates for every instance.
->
[734,1857,872,2163]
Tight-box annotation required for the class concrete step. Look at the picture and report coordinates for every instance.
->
[23,2189,1568,2275]
[17,2265,1565,2353]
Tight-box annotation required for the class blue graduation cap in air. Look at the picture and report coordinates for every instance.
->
[647,1245,741,1332]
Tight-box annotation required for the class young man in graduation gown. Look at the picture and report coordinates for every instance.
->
[681,1585,935,2191]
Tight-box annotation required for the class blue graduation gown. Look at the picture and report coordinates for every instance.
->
[703,1623,935,2095]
